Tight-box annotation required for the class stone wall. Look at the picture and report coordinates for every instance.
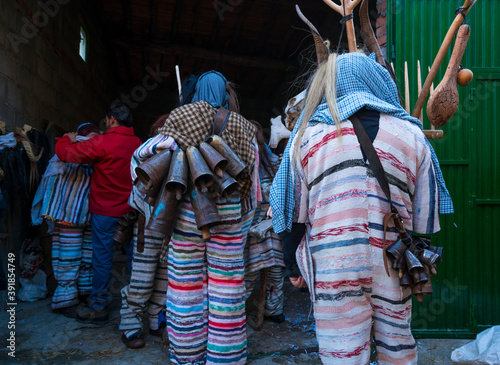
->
[0,0,115,133]
[0,0,116,302]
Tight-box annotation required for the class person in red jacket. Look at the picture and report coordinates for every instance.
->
[56,103,142,324]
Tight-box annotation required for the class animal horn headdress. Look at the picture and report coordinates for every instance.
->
[358,0,385,65]
[296,0,387,67]
[295,5,329,65]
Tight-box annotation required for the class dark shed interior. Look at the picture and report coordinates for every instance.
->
[0,0,377,258]
[95,0,377,138]
[0,0,377,139]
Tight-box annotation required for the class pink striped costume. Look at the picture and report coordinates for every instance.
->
[292,114,440,364]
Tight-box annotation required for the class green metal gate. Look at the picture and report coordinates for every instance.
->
[388,0,500,337]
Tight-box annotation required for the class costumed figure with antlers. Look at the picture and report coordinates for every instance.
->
[270,2,454,364]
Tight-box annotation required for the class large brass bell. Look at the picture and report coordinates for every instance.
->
[206,135,246,177]
[400,271,413,287]
[412,266,433,302]
[419,249,441,275]
[190,185,221,241]
[135,150,172,202]
[186,146,214,193]
[135,179,156,205]
[147,178,180,238]
[166,149,188,200]
[428,246,443,262]
[404,249,427,285]
[198,142,228,178]
[386,239,407,271]
[213,170,239,197]
[112,210,139,246]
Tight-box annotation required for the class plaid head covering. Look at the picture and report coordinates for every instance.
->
[270,52,453,233]
[157,101,257,198]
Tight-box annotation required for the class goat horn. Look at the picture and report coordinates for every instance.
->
[359,0,399,90]
[296,5,329,65]
[359,0,385,65]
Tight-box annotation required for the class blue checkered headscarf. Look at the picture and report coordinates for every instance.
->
[191,70,228,109]
[270,53,453,233]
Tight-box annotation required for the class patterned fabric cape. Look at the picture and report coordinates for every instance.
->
[270,52,454,234]
[157,101,257,198]
[37,162,92,226]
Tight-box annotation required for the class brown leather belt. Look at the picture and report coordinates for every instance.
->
[212,107,230,136]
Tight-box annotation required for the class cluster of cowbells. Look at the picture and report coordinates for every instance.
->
[114,135,247,249]
[386,235,444,299]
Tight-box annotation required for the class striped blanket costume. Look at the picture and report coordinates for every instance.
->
[244,152,285,317]
[292,115,440,364]
[32,155,94,309]
[41,162,92,226]
[129,132,253,364]
[119,134,175,340]
[119,223,167,338]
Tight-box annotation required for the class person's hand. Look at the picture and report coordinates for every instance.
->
[289,276,307,288]
[266,206,273,218]
[64,132,78,143]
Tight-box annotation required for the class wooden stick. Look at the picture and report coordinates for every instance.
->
[404,61,410,113]
[430,67,435,131]
[322,0,362,52]
[411,0,476,118]
[417,60,423,122]
[175,65,182,102]
[426,25,470,127]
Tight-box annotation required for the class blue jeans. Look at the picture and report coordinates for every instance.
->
[89,213,133,311]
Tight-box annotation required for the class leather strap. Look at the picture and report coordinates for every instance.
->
[350,115,393,206]
[212,107,231,136]
[350,115,410,277]
[136,214,146,253]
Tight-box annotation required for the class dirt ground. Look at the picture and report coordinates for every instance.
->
[0,251,472,364]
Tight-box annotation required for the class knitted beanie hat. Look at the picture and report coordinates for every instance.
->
[77,123,100,136]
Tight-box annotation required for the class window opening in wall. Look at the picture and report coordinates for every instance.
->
[79,27,87,62]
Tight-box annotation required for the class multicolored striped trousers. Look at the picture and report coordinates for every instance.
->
[311,244,417,364]
[166,197,247,365]
[51,224,93,309]
[119,223,168,338]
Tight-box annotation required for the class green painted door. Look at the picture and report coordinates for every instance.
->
[388,0,500,337]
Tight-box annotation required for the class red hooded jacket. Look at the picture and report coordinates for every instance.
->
[56,126,142,217]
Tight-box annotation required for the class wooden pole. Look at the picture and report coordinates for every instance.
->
[405,61,410,113]
[423,67,444,139]
[411,0,476,118]
[430,67,435,131]
[417,60,423,122]
[175,65,182,102]
[322,0,362,52]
